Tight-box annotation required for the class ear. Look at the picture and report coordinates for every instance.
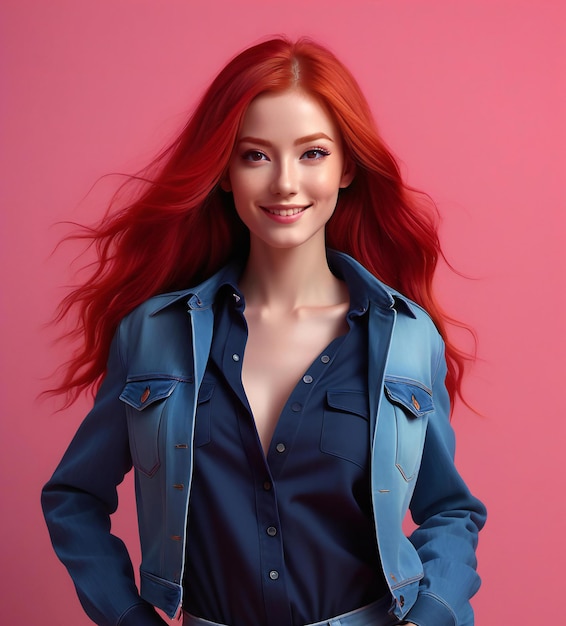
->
[339,158,355,189]
[220,176,232,192]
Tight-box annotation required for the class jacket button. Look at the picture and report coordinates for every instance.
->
[399,595,405,607]
[411,395,420,411]
[141,386,150,403]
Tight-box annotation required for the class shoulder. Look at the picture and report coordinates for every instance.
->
[389,292,444,351]
[365,279,445,388]
[114,264,235,369]
[113,289,198,376]
[118,289,192,336]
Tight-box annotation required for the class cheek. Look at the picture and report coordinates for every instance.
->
[308,169,344,198]
[230,177,261,223]
[229,182,254,211]
[230,169,263,199]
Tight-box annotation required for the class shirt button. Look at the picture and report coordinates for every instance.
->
[321,355,330,364]
[291,402,302,412]
[302,375,313,384]
[266,526,277,536]
[232,354,240,362]
[263,481,272,491]
[269,570,279,580]
[275,442,286,453]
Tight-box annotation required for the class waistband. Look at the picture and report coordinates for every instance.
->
[182,595,397,626]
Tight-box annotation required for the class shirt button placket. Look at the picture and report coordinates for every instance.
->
[257,485,285,608]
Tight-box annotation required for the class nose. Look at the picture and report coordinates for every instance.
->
[269,159,298,196]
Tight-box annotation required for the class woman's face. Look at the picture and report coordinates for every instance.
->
[223,89,353,252]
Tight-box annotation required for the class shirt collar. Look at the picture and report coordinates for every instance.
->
[149,250,417,319]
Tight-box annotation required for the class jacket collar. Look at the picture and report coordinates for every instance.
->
[149,250,418,319]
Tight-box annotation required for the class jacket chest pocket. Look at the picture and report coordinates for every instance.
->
[120,377,180,477]
[383,378,433,481]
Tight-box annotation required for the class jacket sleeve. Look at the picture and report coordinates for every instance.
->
[41,324,166,626]
[403,341,487,626]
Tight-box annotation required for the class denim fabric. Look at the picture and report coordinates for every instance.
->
[42,251,487,626]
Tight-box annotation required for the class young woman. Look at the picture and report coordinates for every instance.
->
[42,37,486,626]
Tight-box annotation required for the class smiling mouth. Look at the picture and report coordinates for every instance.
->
[262,205,310,217]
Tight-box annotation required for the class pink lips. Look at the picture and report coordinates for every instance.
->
[261,204,310,223]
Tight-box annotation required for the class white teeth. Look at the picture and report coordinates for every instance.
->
[265,207,305,216]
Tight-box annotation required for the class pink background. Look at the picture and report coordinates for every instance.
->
[1,1,564,623]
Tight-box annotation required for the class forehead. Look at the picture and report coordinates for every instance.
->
[238,90,339,138]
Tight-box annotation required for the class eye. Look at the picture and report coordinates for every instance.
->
[301,147,331,160]
[242,150,268,162]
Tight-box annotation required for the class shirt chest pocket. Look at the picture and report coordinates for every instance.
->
[321,389,370,468]
[383,378,433,481]
[120,377,180,477]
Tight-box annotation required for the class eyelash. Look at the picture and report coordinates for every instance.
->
[242,150,267,162]
[241,147,331,162]
[303,147,331,159]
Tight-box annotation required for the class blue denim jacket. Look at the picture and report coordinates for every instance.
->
[42,251,486,626]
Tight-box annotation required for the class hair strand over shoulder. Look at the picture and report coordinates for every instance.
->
[49,36,474,411]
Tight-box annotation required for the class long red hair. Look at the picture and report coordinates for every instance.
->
[53,36,472,408]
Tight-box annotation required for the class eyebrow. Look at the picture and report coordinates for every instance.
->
[237,132,335,147]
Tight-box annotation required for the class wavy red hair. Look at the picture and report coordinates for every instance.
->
[52,36,472,408]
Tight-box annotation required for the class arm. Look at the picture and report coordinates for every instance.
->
[41,326,166,626]
[403,345,487,626]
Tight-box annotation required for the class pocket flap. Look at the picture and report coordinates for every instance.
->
[326,389,369,420]
[120,377,180,410]
[384,379,433,418]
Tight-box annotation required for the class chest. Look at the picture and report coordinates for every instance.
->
[241,309,349,453]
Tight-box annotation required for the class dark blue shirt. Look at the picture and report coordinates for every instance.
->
[183,260,388,626]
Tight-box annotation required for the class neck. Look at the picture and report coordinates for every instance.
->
[239,239,345,312]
